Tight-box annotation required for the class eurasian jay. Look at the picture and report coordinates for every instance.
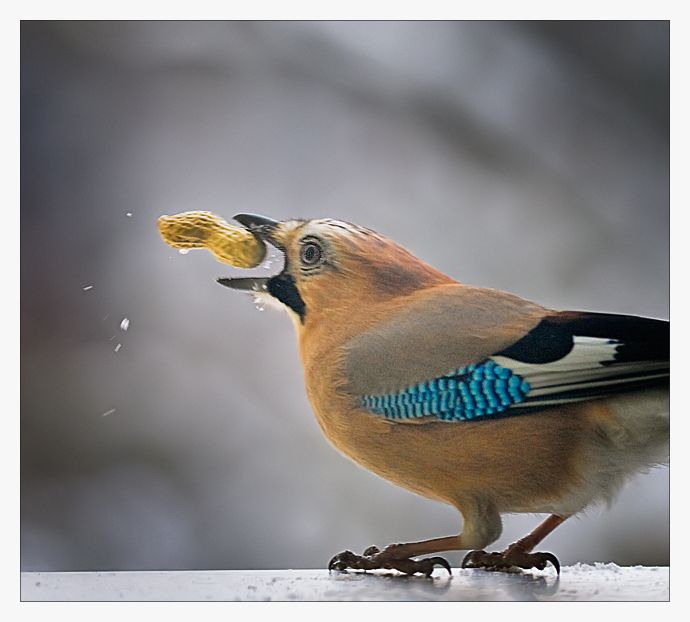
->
[218,214,669,576]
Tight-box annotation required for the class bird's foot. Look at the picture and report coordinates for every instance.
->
[328,545,452,577]
[461,545,560,574]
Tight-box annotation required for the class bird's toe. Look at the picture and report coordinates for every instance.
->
[328,545,452,576]
[462,548,560,574]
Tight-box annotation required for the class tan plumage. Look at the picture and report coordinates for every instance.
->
[217,214,669,575]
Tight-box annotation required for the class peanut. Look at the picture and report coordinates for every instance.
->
[158,211,267,269]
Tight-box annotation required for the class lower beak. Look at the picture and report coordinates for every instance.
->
[217,276,269,292]
[217,214,283,292]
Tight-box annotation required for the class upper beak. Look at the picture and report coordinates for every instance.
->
[233,213,283,249]
[217,214,284,292]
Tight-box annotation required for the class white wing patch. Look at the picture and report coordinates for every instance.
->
[493,336,618,375]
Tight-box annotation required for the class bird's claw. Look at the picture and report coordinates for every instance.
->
[328,545,452,577]
[461,547,560,574]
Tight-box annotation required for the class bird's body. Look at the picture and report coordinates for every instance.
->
[218,214,669,574]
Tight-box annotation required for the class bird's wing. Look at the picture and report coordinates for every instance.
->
[343,286,669,423]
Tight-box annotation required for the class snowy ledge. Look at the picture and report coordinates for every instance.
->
[21,564,668,601]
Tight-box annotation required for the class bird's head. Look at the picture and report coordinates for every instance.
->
[218,214,453,327]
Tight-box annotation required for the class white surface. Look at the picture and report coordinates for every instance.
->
[21,564,668,601]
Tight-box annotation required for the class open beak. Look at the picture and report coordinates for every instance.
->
[217,214,284,292]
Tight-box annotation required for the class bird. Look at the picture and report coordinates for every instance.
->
[217,213,669,576]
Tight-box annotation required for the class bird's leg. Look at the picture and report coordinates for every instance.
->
[462,514,566,573]
[329,535,459,577]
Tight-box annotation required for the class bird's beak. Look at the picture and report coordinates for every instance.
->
[217,214,284,293]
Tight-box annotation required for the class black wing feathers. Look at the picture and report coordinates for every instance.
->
[497,311,669,365]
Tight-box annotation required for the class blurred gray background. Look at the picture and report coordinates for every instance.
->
[21,21,669,571]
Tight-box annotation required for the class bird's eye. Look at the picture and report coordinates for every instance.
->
[300,240,323,267]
